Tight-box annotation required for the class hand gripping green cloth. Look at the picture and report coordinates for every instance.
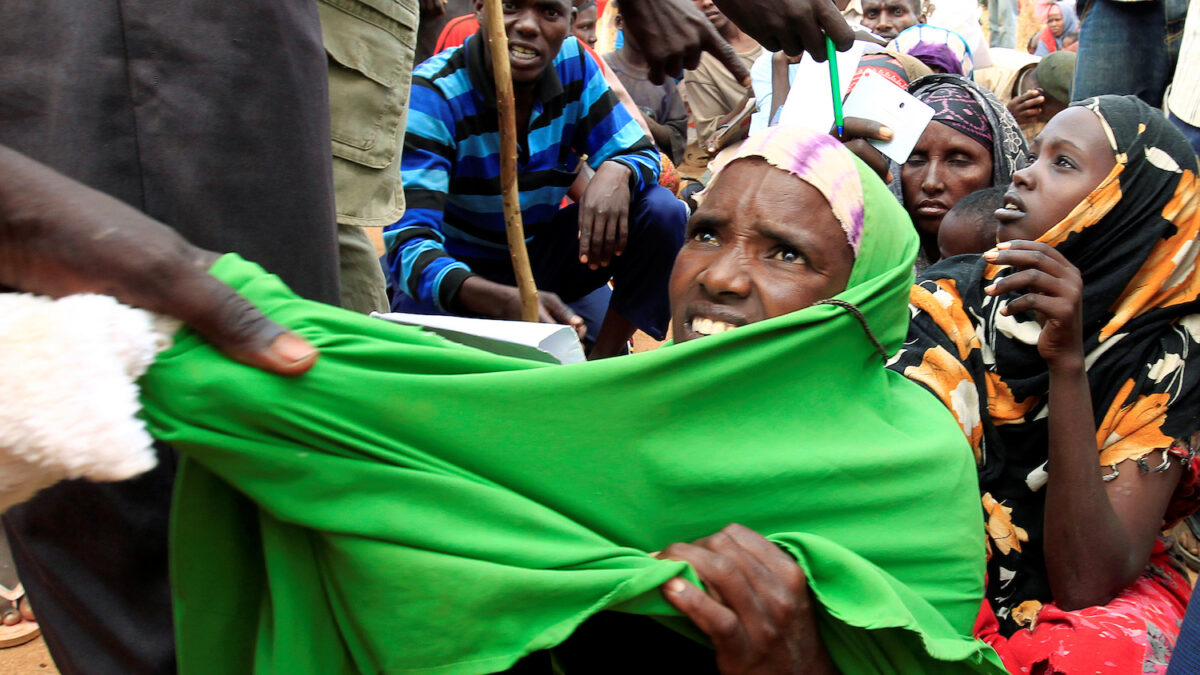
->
[139,161,1003,674]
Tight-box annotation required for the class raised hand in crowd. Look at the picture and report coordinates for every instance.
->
[0,145,319,376]
[1007,88,1047,126]
[616,0,752,85]
[832,116,895,181]
[617,0,854,86]
[713,0,854,61]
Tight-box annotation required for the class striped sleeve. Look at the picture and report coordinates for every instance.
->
[571,49,660,192]
[383,78,475,312]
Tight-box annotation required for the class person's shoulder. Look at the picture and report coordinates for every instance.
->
[552,36,589,76]
[413,46,472,100]
[686,51,721,81]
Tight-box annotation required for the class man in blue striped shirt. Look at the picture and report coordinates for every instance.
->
[384,0,688,357]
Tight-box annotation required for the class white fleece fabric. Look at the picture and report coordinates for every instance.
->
[0,293,178,513]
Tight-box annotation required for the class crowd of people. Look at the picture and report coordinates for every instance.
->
[2,0,1200,674]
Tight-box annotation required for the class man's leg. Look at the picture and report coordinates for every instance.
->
[604,186,689,342]
[3,449,178,675]
[338,224,390,314]
[988,0,1019,49]
[1168,112,1200,158]
[1073,0,1169,106]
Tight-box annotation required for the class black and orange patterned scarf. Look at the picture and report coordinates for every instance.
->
[889,95,1200,635]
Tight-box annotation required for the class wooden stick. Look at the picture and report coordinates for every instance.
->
[482,0,540,322]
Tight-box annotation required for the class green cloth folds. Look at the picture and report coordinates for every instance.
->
[141,161,1003,674]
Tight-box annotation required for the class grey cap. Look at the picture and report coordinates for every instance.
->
[1035,50,1077,104]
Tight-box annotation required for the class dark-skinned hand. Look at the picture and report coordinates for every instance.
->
[614,0,751,85]
[984,240,1084,368]
[1007,89,1045,126]
[0,145,319,376]
[577,161,632,270]
[658,524,838,675]
[455,276,587,340]
[713,0,854,61]
[832,116,894,182]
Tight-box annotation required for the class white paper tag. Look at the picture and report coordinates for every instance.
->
[776,42,865,133]
[841,71,935,164]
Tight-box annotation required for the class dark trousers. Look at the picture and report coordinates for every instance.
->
[396,185,687,340]
[5,448,179,674]
[0,1,340,672]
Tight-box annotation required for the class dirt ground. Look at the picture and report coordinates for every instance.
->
[0,637,57,674]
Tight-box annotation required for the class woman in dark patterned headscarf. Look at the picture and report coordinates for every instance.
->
[891,95,1200,673]
[901,74,1028,265]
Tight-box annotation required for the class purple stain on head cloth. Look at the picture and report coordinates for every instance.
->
[714,126,866,256]
[920,83,994,152]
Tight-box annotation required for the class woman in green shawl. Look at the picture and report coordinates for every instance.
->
[0,129,1003,674]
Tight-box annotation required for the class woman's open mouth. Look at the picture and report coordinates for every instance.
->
[684,310,748,339]
[995,193,1026,223]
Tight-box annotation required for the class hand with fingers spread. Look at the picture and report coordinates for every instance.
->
[0,145,320,376]
[831,116,894,182]
[983,240,1084,368]
[712,0,854,61]
[658,524,837,675]
[1007,89,1045,126]
[455,276,587,340]
[577,161,632,270]
[614,0,751,85]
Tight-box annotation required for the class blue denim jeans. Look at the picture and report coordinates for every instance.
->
[1073,0,1169,106]
[1169,112,1200,159]
[1168,583,1200,673]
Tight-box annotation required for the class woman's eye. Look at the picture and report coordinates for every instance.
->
[1053,155,1077,169]
[691,230,719,245]
[770,248,803,264]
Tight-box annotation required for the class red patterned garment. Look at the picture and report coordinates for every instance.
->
[975,544,1192,674]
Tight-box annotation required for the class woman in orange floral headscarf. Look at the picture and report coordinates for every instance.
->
[890,95,1200,673]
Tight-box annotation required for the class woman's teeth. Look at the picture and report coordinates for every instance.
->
[692,317,735,335]
[511,45,537,57]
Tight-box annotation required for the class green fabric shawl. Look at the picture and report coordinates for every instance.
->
[140,161,1003,674]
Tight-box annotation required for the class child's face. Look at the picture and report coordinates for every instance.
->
[937,211,995,259]
[996,107,1116,242]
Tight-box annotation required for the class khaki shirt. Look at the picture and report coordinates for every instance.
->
[319,0,418,227]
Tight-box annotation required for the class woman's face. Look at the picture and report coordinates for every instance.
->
[902,121,994,240]
[669,159,855,343]
[1047,7,1064,37]
[996,107,1115,242]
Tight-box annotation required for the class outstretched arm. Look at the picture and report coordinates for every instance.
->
[617,0,854,85]
[0,144,318,375]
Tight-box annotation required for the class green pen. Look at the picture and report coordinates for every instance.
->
[826,35,844,138]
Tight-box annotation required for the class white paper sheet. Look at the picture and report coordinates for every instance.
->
[776,42,865,133]
[371,312,586,365]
